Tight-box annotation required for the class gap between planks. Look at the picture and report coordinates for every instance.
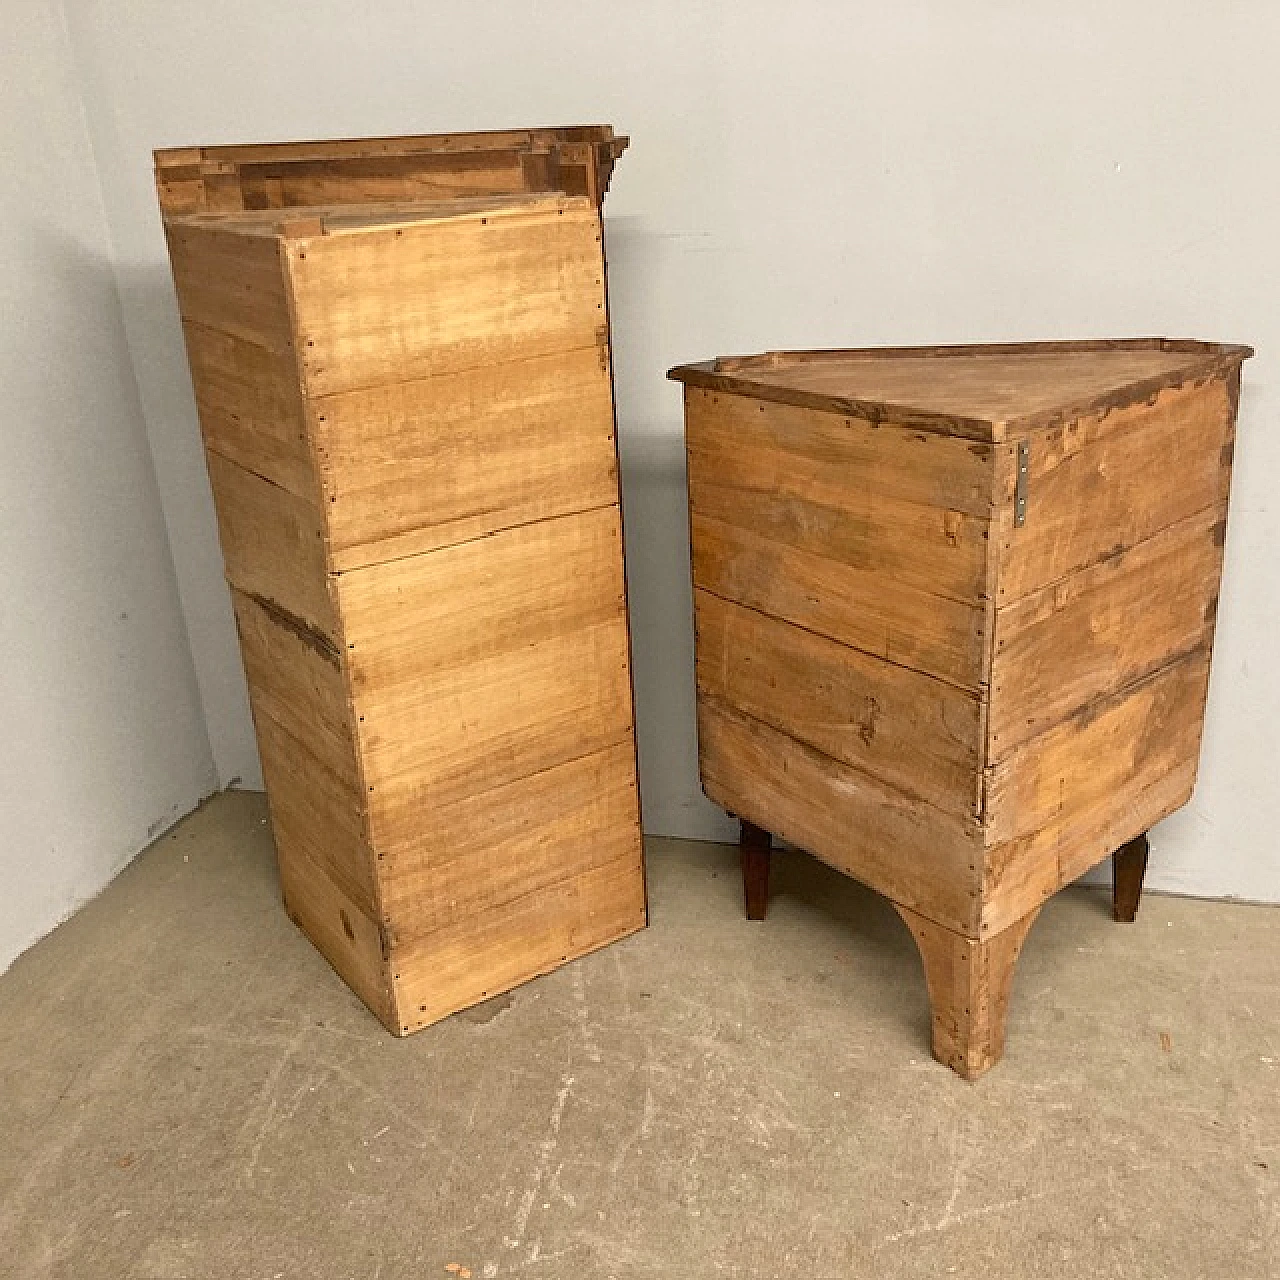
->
[327,499,624,576]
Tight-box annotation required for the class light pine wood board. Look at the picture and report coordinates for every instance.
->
[672,340,1249,440]
[993,377,1235,602]
[254,710,374,916]
[312,345,618,569]
[336,505,634,847]
[988,503,1227,758]
[685,436,988,607]
[230,589,356,803]
[164,222,292,350]
[691,513,988,692]
[234,591,389,1023]
[684,387,994,690]
[155,125,621,168]
[208,451,336,642]
[182,321,315,501]
[236,150,532,210]
[980,649,1212,934]
[694,590,982,818]
[284,204,608,397]
[378,739,641,945]
[392,853,646,1033]
[278,837,393,1029]
[685,388,996,518]
[698,696,982,935]
[154,126,627,217]
[711,348,1198,427]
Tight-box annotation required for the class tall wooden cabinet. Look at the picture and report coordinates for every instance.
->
[156,128,645,1034]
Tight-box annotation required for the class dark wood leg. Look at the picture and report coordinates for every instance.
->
[740,820,772,921]
[1113,832,1150,923]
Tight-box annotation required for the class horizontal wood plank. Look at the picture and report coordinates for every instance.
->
[686,448,987,608]
[231,589,354,787]
[164,221,292,350]
[182,321,314,500]
[988,505,1227,758]
[313,345,618,567]
[393,853,646,1032]
[691,513,987,691]
[337,507,634,846]
[278,837,394,1031]
[255,709,374,917]
[208,451,337,641]
[983,649,1211,856]
[698,697,982,935]
[694,590,982,817]
[286,205,608,397]
[379,740,641,943]
[685,388,996,519]
[239,151,530,209]
[995,377,1235,601]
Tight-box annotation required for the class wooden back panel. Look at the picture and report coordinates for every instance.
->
[682,384,994,933]
[684,388,996,693]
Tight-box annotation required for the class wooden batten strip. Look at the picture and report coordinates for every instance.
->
[672,368,996,441]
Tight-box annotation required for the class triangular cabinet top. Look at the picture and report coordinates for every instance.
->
[154,125,628,217]
[669,339,1252,442]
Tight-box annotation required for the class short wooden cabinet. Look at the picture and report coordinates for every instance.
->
[670,340,1250,1078]
[157,128,645,1034]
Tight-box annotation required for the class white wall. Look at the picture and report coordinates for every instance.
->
[61,0,1280,900]
[0,0,217,971]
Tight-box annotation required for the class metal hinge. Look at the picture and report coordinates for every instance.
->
[1014,441,1029,527]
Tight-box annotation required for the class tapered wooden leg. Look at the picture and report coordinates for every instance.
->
[893,904,1041,1080]
[740,820,772,921]
[1113,832,1150,923]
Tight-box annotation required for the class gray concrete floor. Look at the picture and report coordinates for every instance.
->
[1,792,1277,1279]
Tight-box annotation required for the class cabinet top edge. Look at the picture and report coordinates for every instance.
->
[669,340,1254,442]
[153,125,626,168]
[153,126,628,216]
